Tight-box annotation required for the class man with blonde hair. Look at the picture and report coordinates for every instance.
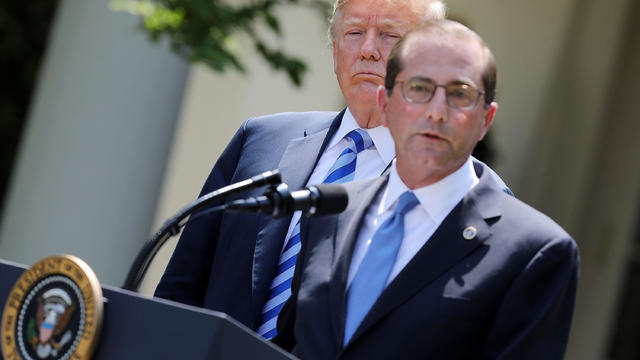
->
[156,0,507,340]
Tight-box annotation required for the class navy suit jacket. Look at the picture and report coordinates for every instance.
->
[155,110,344,329]
[275,162,579,360]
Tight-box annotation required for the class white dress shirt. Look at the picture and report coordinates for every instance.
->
[347,157,479,287]
[281,108,395,249]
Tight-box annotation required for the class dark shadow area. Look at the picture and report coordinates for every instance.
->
[607,194,640,359]
[472,133,496,167]
[603,0,640,356]
[0,1,59,211]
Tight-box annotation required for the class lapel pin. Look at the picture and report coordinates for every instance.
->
[462,226,477,240]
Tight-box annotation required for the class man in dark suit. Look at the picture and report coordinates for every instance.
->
[154,0,450,332]
[274,20,579,359]
[154,0,507,339]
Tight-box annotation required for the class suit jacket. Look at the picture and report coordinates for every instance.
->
[275,162,579,360]
[155,109,512,332]
[155,110,344,329]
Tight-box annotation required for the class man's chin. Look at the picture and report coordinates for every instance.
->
[343,88,377,109]
[351,81,380,98]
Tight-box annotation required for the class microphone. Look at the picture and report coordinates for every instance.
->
[226,183,348,218]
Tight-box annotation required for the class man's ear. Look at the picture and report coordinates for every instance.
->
[377,85,390,127]
[332,41,338,75]
[478,102,498,141]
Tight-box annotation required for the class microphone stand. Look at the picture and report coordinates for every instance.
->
[121,170,281,292]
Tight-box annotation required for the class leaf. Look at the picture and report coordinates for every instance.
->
[110,0,327,85]
[254,41,307,86]
[263,12,281,36]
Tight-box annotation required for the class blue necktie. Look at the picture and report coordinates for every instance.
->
[343,191,420,345]
[257,129,374,339]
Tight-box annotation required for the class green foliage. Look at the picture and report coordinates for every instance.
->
[27,318,37,345]
[111,0,331,87]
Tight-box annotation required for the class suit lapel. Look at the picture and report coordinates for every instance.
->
[329,175,389,347]
[344,164,504,348]
[251,110,344,324]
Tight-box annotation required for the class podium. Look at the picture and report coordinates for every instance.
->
[0,259,295,359]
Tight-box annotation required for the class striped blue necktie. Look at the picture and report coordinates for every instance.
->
[257,128,374,339]
[343,191,419,345]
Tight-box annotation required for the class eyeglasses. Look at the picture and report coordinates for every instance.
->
[394,77,485,110]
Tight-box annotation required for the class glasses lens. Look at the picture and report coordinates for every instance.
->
[403,78,435,103]
[446,84,478,109]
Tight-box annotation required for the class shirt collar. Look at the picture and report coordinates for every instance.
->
[384,157,479,223]
[329,108,395,167]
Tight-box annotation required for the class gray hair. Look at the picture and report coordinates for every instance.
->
[328,0,447,42]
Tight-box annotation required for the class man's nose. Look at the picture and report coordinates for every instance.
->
[359,30,381,61]
[425,87,448,122]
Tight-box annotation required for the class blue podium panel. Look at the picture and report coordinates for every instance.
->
[0,259,296,360]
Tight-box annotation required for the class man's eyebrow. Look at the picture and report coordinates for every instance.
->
[341,17,364,27]
[449,77,480,88]
[341,17,404,30]
[379,19,404,29]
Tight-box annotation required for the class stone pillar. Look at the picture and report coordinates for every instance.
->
[0,0,189,286]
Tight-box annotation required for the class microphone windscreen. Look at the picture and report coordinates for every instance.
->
[312,184,348,215]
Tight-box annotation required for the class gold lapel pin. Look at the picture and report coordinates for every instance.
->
[462,226,478,240]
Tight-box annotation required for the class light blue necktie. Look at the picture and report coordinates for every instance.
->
[343,191,420,345]
[257,129,374,339]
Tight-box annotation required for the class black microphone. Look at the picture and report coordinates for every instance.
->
[226,183,348,218]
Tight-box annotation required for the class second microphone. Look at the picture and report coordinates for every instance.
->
[225,183,348,218]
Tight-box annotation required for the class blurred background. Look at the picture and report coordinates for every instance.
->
[0,0,638,359]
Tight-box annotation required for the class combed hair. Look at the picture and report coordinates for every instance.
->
[328,0,447,42]
[384,20,497,106]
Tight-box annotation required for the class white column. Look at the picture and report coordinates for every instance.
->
[0,0,189,286]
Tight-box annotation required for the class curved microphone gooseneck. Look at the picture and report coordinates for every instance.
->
[121,170,282,292]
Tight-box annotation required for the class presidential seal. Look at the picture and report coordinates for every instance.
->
[1,255,103,360]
